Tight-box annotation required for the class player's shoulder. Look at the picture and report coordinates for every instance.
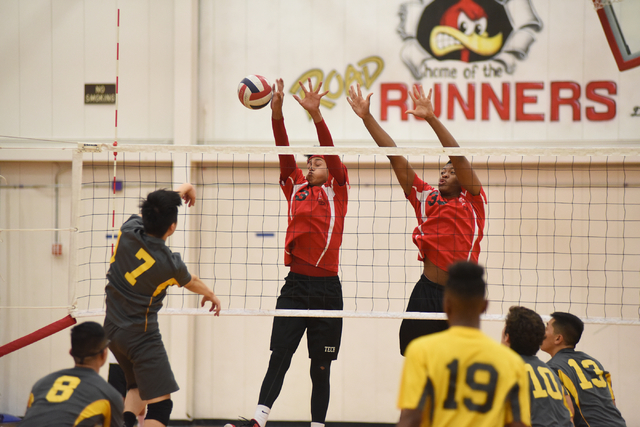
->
[492,339,525,365]
[471,332,525,368]
[404,329,449,356]
[121,214,142,229]
[547,348,580,370]
[522,354,556,373]
[460,186,487,204]
[549,348,577,362]
[77,368,125,401]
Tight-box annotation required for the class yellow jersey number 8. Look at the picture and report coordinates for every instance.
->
[45,375,81,402]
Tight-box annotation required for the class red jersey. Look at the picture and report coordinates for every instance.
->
[273,118,349,275]
[407,173,486,271]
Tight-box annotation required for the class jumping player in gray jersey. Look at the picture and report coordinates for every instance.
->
[502,306,573,427]
[104,183,221,427]
[20,321,124,427]
[541,311,626,427]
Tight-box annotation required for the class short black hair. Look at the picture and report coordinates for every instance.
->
[70,321,109,364]
[505,306,545,356]
[550,312,584,347]
[446,261,486,299]
[140,189,182,237]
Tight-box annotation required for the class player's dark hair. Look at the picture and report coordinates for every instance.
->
[550,312,584,347]
[140,189,182,237]
[446,261,486,299]
[70,321,109,364]
[505,306,545,356]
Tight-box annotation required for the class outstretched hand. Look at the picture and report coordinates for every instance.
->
[346,83,373,119]
[271,78,285,119]
[293,78,328,121]
[406,84,435,120]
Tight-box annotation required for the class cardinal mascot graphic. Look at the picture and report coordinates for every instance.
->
[398,0,542,78]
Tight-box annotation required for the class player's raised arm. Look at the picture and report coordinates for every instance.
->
[407,84,482,196]
[294,78,346,186]
[271,78,297,181]
[348,83,415,196]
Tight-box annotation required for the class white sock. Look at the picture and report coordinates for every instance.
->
[311,422,324,427]
[253,405,270,427]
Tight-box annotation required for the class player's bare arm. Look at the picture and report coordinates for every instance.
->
[184,275,221,315]
[293,78,328,124]
[176,183,196,207]
[407,84,483,196]
[395,408,422,427]
[271,78,284,121]
[347,83,416,196]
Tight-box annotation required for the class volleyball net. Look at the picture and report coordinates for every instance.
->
[65,143,640,324]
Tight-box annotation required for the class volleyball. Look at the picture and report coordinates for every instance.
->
[237,75,272,110]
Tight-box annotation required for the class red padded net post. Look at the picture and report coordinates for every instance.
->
[0,315,77,358]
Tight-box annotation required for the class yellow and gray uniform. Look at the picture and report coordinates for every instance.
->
[20,367,124,427]
[547,348,626,427]
[398,326,531,427]
[521,355,573,427]
[104,214,192,400]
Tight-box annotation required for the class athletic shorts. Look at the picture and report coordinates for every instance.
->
[103,319,179,400]
[270,272,343,360]
[399,274,449,356]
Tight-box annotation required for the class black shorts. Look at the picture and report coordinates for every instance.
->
[399,275,449,356]
[270,272,343,360]
[104,319,179,400]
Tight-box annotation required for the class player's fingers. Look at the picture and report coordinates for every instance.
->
[351,85,360,101]
[408,89,417,103]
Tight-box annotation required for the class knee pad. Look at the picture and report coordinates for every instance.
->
[310,359,332,381]
[146,399,173,426]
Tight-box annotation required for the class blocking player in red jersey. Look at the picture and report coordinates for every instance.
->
[348,82,486,355]
[226,78,349,427]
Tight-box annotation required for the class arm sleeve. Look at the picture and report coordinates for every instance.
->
[273,118,297,182]
[315,119,346,185]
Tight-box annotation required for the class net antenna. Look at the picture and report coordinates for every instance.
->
[593,0,623,10]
